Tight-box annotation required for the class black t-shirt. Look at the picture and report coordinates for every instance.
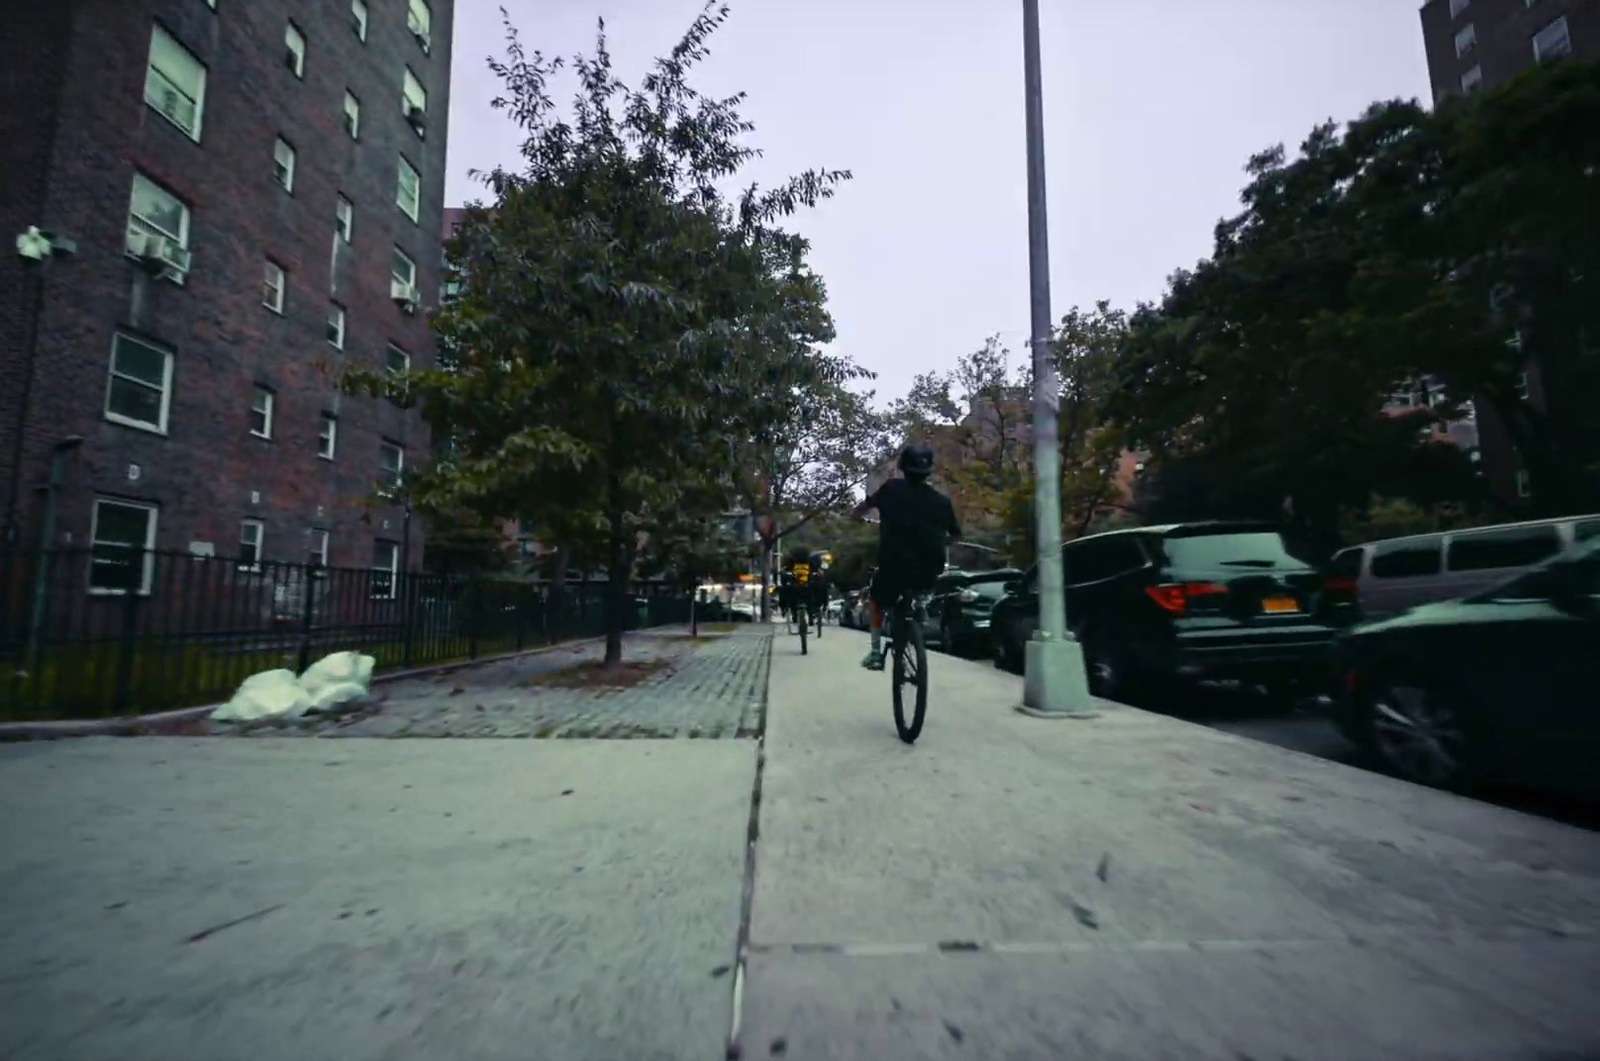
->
[865,478,961,572]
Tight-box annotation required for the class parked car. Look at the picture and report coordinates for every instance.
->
[927,568,1023,656]
[989,522,1360,701]
[1330,514,1600,619]
[1332,536,1600,795]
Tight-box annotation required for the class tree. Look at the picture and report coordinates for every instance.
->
[1113,60,1600,539]
[348,4,850,665]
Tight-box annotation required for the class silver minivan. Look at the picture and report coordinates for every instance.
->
[1332,514,1600,619]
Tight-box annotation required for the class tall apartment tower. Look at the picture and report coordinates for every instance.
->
[0,0,453,590]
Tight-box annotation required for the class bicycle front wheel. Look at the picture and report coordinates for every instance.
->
[799,606,808,655]
[891,609,928,743]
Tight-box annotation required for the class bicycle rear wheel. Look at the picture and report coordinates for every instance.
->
[799,605,808,655]
[891,605,928,743]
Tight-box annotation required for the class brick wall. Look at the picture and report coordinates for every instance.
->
[4,0,453,578]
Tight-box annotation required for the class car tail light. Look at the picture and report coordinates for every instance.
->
[958,589,979,602]
[1323,576,1358,604]
[1144,582,1226,615]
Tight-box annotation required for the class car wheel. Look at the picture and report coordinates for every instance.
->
[1082,637,1126,701]
[1357,671,1487,792]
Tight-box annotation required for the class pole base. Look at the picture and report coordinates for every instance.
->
[1018,636,1100,718]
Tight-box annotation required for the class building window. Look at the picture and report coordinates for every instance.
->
[385,344,411,376]
[1449,0,1470,16]
[126,173,191,277]
[1454,23,1476,57]
[350,0,368,41]
[90,498,158,595]
[397,155,421,221]
[372,540,399,599]
[1532,16,1571,61]
[104,332,174,434]
[407,0,431,53]
[392,246,416,291]
[239,520,264,571]
[263,260,285,312]
[310,529,330,568]
[145,24,207,140]
[403,68,427,136]
[274,138,296,192]
[336,195,354,243]
[379,441,404,496]
[328,303,346,348]
[318,414,338,459]
[250,386,275,438]
[1515,469,1532,499]
[1515,371,1531,399]
[285,21,306,77]
[343,91,361,139]
[1460,65,1482,92]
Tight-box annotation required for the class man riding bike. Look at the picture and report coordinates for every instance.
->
[851,444,962,670]
[780,547,813,629]
[805,551,832,630]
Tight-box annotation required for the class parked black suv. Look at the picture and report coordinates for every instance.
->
[1332,536,1600,795]
[989,522,1359,700]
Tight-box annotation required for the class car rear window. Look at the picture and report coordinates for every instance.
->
[1160,531,1313,570]
[967,579,1011,597]
[1330,549,1363,579]
[1369,538,1443,579]
[1446,524,1562,572]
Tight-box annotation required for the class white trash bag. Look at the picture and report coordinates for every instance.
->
[211,651,375,723]
[212,669,311,723]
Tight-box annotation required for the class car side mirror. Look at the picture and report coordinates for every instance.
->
[1003,579,1020,594]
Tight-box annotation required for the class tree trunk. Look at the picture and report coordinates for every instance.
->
[690,593,699,638]
[549,545,570,642]
[604,508,628,666]
[759,538,774,622]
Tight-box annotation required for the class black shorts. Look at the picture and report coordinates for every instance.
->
[869,560,938,608]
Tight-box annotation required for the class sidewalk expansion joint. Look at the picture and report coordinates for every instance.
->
[725,633,772,1061]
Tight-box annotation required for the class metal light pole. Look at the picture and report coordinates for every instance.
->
[1019,0,1096,718]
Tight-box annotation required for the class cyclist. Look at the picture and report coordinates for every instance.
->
[806,551,832,631]
[851,444,962,670]
[781,547,813,630]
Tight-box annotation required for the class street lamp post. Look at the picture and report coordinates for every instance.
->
[1019,0,1096,718]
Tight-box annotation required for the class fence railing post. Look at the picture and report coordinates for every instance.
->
[400,567,414,668]
[112,575,141,715]
[295,564,318,674]
[514,585,525,652]
[467,580,480,659]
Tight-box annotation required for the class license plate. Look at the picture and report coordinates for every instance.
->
[1261,596,1300,614]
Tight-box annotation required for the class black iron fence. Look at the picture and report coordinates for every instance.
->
[0,547,693,722]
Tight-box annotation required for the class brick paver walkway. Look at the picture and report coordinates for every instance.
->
[223,627,771,740]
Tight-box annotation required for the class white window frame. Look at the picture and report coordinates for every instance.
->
[385,344,411,376]
[391,247,416,288]
[104,332,174,435]
[1449,0,1470,17]
[250,386,275,439]
[379,441,404,495]
[344,90,361,139]
[328,303,346,348]
[318,414,338,459]
[1515,371,1531,400]
[1454,23,1476,57]
[403,68,427,129]
[263,260,285,312]
[1460,64,1482,92]
[239,519,265,572]
[285,21,306,77]
[1532,16,1571,61]
[397,155,421,222]
[336,195,354,243]
[89,498,159,595]
[407,0,431,53]
[145,24,207,141]
[127,173,190,250]
[351,0,368,41]
[274,138,296,193]
[1515,469,1532,498]
[310,528,330,568]
[372,540,400,599]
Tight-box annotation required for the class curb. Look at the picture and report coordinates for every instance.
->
[0,634,611,742]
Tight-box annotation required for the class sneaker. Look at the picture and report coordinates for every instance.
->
[860,649,886,671]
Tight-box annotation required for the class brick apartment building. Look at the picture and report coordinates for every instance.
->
[1418,0,1595,506]
[0,0,453,593]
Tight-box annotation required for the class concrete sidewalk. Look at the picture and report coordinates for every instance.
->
[743,625,1600,1060]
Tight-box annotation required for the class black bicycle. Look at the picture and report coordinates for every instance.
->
[795,600,809,655]
[887,589,928,743]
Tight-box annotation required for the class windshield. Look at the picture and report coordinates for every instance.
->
[966,579,1011,598]
[1160,531,1317,571]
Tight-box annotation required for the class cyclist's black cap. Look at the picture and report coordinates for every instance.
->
[898,444,934,477]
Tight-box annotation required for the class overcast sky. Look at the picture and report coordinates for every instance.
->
[443,0,1432,405]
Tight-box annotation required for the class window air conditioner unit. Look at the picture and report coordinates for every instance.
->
[390,280,419,313]
[125,226,153,258]
[406,105,426,136]
[413,28,431,52]
[150,236,192,276]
